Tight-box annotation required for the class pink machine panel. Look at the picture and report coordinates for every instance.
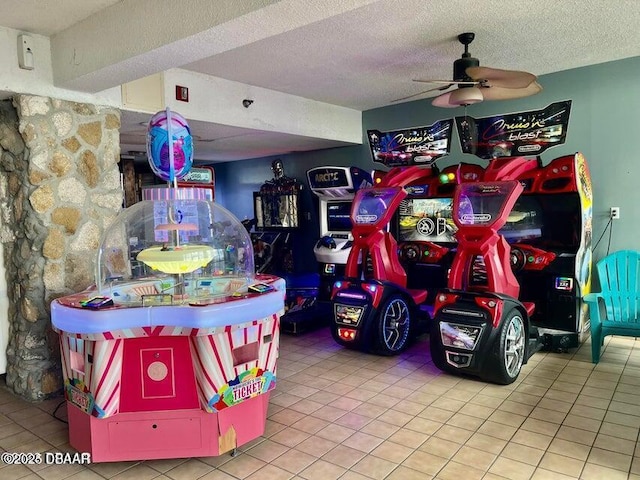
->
[52,274,284,462]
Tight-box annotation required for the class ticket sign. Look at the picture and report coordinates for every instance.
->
[67,384,94,414]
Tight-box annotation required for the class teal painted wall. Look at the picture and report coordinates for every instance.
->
[214,56,640,273]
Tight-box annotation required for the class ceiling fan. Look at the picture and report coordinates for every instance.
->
[395,32,542,107]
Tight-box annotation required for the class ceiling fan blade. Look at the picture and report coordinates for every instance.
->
[480,81,543,101]
[391,83,455,103]
[391,90,436,103]
[466,66,536,89]
[412,79,477,86]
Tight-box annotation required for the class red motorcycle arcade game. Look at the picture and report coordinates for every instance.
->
[396,161,484,317]
[330,120,454,355]
[430,101,593,384]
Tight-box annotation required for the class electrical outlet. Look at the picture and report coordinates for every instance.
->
[610,207,620,219]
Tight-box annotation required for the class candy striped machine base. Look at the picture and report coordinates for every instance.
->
[51,192,284,462]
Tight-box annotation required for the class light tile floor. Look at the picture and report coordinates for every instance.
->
[0,329,639,480]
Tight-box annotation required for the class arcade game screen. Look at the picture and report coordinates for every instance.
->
[327,201,353,232]
[502,194,581,249]
[397,194,581,249]
[397,197,457,243]
[500,195,543,243]
[254,192,300,230]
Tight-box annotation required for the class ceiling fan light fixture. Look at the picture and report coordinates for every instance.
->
[450,87,483,106]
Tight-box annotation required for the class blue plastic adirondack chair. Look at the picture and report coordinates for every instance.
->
[583,250,640,363]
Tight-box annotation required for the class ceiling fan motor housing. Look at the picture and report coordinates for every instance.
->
[454,56,479,83]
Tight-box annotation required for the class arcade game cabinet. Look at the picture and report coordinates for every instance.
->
[252,160,318,333]
[178,165,216,199]
[142,166,215,203]
[430,157,544,384]
[330,120,454,355]
[307,166,372,304]
[504,153,592,350]
[456,101,592,349]
[52,110,284,462]
[252,159,302,275]
[430,101,592,384]
[396,162,484,316]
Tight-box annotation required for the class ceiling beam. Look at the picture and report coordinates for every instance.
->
[51,0,380,92]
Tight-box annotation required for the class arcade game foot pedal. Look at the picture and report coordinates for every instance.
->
[541,330,579,352]
[281,297,329,335]
[528,324,544,355]
[280,273,328,335]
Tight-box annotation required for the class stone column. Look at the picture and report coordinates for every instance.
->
[0,95,122,401]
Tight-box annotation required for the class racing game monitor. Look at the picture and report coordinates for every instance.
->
[397,197,457,244]
[326,201,353,233]
[500,195,543,243]
[398,192,580,250]
[506,193,581,250]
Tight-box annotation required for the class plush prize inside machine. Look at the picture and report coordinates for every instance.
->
[51,109,285,462]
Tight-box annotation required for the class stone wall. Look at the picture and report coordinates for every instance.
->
[0,95,122,401]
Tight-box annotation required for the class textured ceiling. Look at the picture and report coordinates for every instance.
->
[2,0,639,161]
[0,0,122,36]
[185,0,640,110]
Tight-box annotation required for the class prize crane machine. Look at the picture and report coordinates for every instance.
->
[51,109,285,462]
[307,166,372,306]
[121,155,215,208]
[178,165,215,199]
[142,165,215,200]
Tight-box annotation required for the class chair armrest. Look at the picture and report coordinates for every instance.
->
[583,292,603,327]
[583,293,602,304]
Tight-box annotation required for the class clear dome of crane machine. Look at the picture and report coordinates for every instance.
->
[95,108,255,306]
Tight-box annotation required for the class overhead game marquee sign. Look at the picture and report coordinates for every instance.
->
[455,100,572,159]
[367,119,454,167]
[181,166,214,185]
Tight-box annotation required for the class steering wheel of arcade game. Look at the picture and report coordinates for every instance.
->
[317,235,337,250]
[400,244,420,262]
[510,247,527,272]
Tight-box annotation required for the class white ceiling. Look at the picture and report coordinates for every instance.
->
[0,0,122,36]
[2,0,640,162]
